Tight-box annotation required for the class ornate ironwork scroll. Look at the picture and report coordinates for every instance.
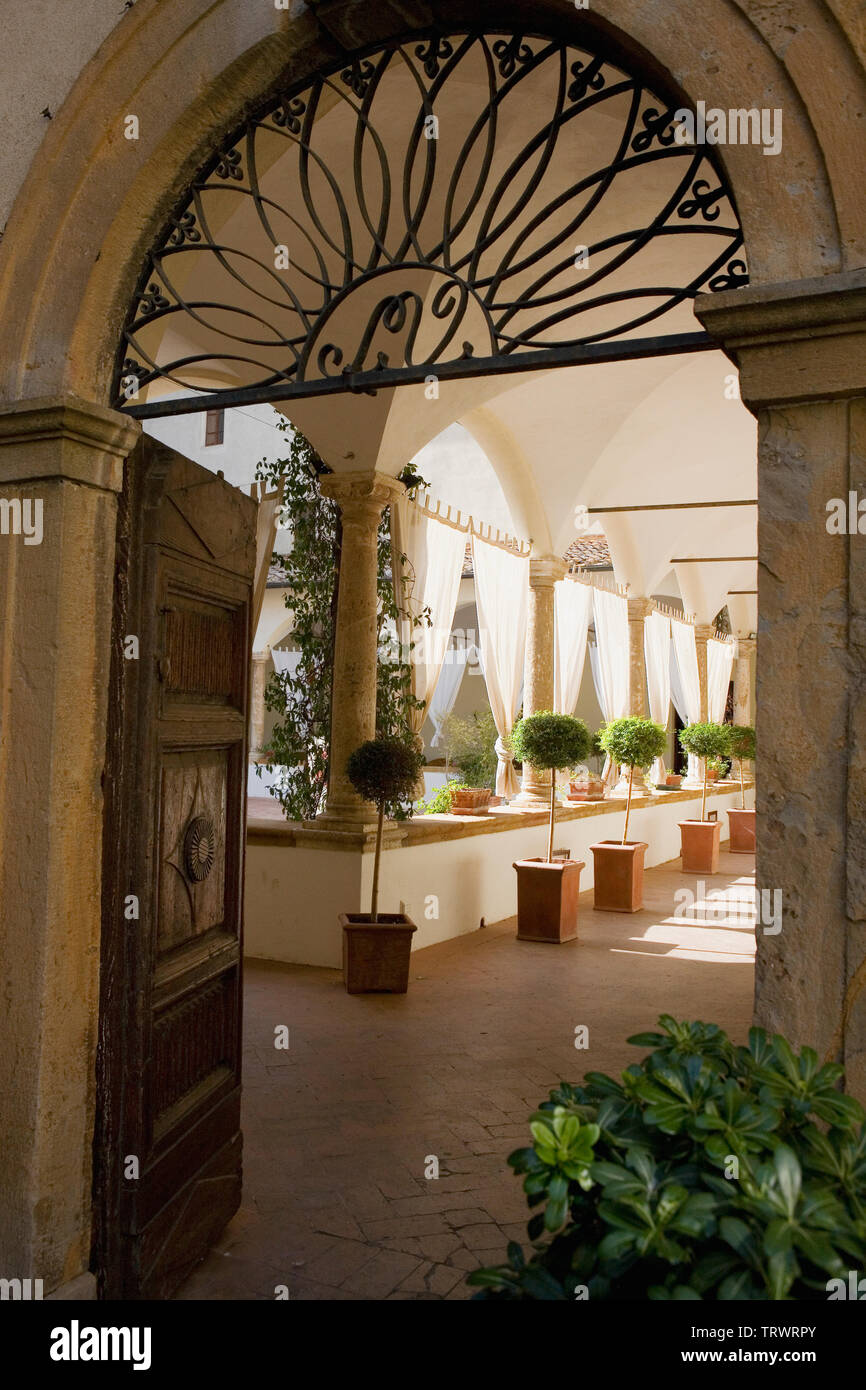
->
[113,29,747,416]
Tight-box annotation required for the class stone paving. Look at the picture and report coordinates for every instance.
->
[177,851,755,1300]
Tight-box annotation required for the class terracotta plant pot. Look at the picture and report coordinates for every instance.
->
[513,858,584,943]
[340,914,417,994]
[568,777,606,802]
[665,774,682,788]
[728,807,756,853]
[451,787,491,815]
[590,840,648,913]
[679,819,722,874]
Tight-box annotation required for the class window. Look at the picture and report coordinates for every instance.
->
[204,409,225,447]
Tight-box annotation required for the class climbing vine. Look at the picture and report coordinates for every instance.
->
[254,423,427,821]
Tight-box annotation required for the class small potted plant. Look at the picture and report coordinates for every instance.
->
[677,722,732,873]
[568,729,606,799]
[340,737,425,993]
[590,718,667,912]
[511,713,590,943]
[567,766,606,801]
[726,723,756,852]
[451,786,492,815]
[663,771,682,788]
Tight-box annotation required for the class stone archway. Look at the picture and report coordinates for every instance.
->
[2,0,865,1297]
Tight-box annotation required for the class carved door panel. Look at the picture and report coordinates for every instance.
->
[95,438,257,1299]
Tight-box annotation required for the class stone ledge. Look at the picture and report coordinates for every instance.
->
[247,784,742,852]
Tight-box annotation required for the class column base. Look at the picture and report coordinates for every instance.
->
[303,814,407,849]
[511,791,551,809]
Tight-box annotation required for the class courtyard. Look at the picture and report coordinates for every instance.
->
[1,0,864,1326]
[179,852,755,1300]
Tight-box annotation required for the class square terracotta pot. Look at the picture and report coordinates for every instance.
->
[728,807,756,853]
[679,819,722,874]
[590,840,648,913]
[340,914,417,994]
[513,858,584,943]
[451,787,491,815]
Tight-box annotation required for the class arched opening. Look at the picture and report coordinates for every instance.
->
[2,0,863,1305]
[94,20,761,1301]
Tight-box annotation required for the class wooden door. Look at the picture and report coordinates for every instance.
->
[94,437,257,1299]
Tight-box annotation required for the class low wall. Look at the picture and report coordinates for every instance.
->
[244,785,755,969]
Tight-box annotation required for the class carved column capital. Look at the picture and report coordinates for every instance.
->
[529,555,567,589]
[319,470,404,524]
[627,596,654,623]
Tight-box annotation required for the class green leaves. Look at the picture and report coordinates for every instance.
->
[511,712,591,772]
[678,721,731,761]
[256,427,424,821]
[345,737,425,806]
[470,1015,866,1302]
[598,717,667,771]
[523,1108,601,1228]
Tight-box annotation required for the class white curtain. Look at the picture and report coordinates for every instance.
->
[644,610,671,783]
[671,618,702,780]
[428,638,467,746]
[591,587,630,721]
[390,495,467,740]
[272,648,301,677]
[708,637,735,723]
[669,645,689,725]
[554,579,592,715]
[591,587,630,784]
[471,535,529,797]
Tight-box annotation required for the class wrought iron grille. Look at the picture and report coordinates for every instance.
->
[113,30,747,417]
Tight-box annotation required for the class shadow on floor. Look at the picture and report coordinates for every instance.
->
[177,850,755,1301]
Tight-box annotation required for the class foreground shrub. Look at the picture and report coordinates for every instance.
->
[468,1016,866,1300]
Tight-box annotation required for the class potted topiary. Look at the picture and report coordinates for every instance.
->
[726,723,756,853]
[510,713,590,943]
[677,722,732,873]
[590,717,667,912]
[340,737,425,993]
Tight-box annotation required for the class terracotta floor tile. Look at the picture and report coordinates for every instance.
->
[339,1248,424,1298]
[177,855,754,1300]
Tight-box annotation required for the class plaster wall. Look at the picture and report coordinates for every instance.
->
[245,785,753,968]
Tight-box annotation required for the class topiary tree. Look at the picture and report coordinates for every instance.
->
[679,721,732,822]
[727,724,756,809]
[346,738,426,921]
[511,713,590,862]
[598,717,668,844]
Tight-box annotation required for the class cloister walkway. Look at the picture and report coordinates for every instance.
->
[177,853,756,1301]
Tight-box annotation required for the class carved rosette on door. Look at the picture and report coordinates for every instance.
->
[161,757,227,944]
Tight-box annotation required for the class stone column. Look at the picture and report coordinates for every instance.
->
[733,636,756,728]
[694,622,714,723]
[607,596,653,794]
[250,649,270,759]
[682,621,715,786]
[697,270,866,1099]
[514,556,565,807]
[0,395,139,1296]
[627,597,652,717]
[317,471,403,829]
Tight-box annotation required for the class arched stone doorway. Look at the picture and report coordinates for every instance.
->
[1,0,864,1299]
